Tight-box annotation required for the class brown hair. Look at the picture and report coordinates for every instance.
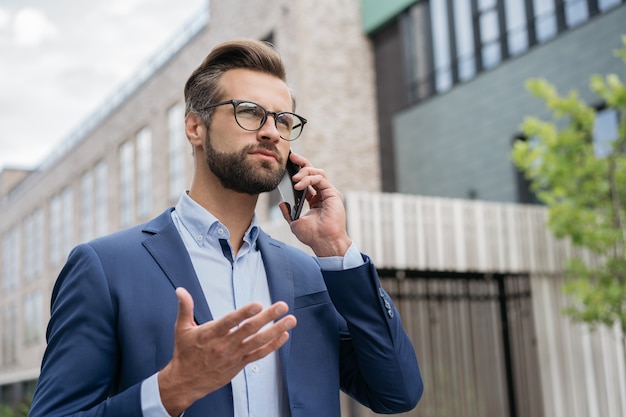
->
[184,38,288,124]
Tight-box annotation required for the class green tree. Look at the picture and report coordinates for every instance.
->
[511,36,626,354]
[0,399,30,417]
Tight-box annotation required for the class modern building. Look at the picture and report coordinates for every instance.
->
[1,0,625,416]
[367,0,625,201]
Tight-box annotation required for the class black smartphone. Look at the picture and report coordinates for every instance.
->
[277,152,306,220]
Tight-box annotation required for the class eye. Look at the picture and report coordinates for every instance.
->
[236,102,264,119]
[276,113,295,129]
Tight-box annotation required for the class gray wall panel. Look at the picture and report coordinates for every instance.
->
[394,6,626,202]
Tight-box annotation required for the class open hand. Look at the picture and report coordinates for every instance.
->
[158,287,297,416]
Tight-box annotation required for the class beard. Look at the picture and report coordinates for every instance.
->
[205,137,286,195]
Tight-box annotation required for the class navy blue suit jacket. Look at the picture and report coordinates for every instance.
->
[29,209,422,417]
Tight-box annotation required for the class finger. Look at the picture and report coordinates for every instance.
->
[174,287,196,331]
[288,151,310,168]
[207,302,265,337]
[244,332,290,363]
[230,302,290,341]
[242,316,297,362]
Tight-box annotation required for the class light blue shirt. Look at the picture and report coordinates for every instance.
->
[141,192,364,416]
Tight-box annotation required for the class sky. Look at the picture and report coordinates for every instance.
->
[0,0,205,171]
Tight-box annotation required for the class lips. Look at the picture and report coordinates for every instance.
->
[249,148,280,163]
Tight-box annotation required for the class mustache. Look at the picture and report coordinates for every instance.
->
[244,143,284,163]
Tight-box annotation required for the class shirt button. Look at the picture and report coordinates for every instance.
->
[251,364,260,373]
[218,228,225,235]
[196,235,203,241]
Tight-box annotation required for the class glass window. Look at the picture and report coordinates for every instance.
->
[599,0,621,11]
[565,0,589,28]
[505,0,528,56]
[593,108,619,158]
[22,210,42,283]
[61,187,74,259]
[49,194,61,265]
[119,141,135,227]
[32,209,43,277]
[2,226,20,292]
[533,0,557,42]
[1,303,17,365]
[81,170,94,242]
[95,161,109,237]
[23,215,34,282]
[168,104,186,202]
[453,0,476,81]
[430,0,453,92]
[479,6,501,69]
[136,128,152,219]
[23,290,43,346]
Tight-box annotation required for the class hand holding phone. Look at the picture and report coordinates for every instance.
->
[277,152,306,220]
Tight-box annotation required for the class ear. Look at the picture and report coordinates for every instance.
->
[185,112,206,147]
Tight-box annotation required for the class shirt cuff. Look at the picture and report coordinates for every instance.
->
[141,373,178,417]
[316,242,365,271]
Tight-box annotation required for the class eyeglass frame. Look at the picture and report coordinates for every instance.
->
[197,99,307,141]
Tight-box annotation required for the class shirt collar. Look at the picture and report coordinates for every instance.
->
[174,192,259,248]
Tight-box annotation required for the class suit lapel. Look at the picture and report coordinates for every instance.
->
[141,209,214,325]
[257,231,294,387]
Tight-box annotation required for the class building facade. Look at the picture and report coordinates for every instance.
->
[1,0,625,416]
[366,0,625,201]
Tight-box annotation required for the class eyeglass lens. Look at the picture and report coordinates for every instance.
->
[234,101,304,141]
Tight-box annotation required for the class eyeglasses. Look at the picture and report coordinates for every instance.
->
[199,100,307,141]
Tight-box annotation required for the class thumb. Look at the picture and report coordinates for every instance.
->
[278,201,292,223]
[174,287,196,331]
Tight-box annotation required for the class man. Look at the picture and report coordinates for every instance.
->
[28,39,423,417]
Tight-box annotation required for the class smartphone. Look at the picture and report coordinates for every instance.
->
[277,152,306,220]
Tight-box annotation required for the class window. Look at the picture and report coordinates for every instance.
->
[23,290,43,346]
[565,0,589,28]
[49,194,62,265]
[119,141,135,227]
[1,303,17,365]
[384,0,613,107]
[33,209,43,278]
[81,170,95,242]
[136,128,152,219]
[169,103,186,202]
[454,0,476,81]
[593,108,619,158]
[430,0,453,92]
[48,188,74,266]
[505,0,529,56]
[94,161,109,237]
[61,187,74,259]
[599,0,622,11]
[22,210,43,283]
[533,0,557,42]
[2,226,20,292]
[479,0,502,69]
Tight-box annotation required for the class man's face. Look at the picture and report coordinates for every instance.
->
[204,68,293,195]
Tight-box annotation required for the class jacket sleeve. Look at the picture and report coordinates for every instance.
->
[28,244,144,417]
[322,254,423,414]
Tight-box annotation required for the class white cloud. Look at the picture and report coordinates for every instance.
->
[0,0,204,170]
[0,8,9,30]
[13,8,58,46]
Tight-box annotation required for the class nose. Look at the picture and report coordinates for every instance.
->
[257,114,281,142]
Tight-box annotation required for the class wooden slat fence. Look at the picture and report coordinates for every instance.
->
[263,191,625,417]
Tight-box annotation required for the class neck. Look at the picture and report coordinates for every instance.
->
[188,174,258,255]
